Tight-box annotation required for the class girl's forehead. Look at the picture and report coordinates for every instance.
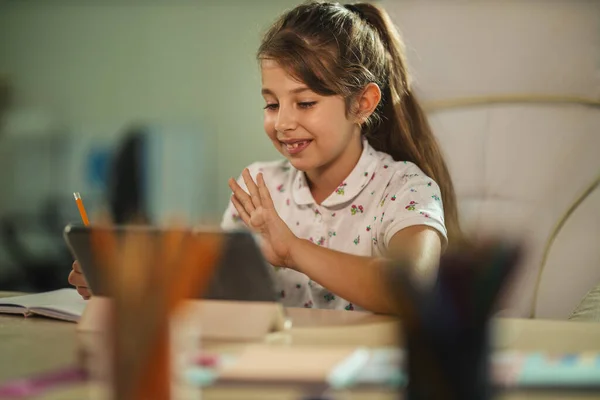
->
[260,59,294,79]
[260,60,307,92]
[260,58,280,70]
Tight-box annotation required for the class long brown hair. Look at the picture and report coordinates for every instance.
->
[258,1,461,244]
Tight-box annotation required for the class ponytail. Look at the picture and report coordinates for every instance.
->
[346,3,462,244]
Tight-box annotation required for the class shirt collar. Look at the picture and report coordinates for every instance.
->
[291,138,380,207]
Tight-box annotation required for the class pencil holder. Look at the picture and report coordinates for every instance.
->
[402,308,493,400]
[85,224,223,400]
[388,240,522,400]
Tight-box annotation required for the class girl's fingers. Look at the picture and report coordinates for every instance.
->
[73,260,83,273]
[231,195,252,227]
[229,178,255,214]
[257,173,275,209]
[68,270,86,286]
[76,286,91,299]
[242,169,262,210]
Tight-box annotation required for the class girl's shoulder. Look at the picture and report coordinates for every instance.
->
[373,151,441,193]
[368,152,447,247]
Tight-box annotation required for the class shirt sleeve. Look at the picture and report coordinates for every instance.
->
[377,171,448,250]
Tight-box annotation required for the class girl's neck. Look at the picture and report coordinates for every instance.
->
[306,135,364,205]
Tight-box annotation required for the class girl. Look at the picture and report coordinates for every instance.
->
[223,1,460,314]
[69,1,461,313]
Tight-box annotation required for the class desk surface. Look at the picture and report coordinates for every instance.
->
[1,292,600,399]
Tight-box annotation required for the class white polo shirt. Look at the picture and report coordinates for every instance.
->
[220,138,447,311]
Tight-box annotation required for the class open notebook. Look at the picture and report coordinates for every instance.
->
[0,289,87,322]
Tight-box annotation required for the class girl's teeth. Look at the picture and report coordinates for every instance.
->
[288,141,305,149]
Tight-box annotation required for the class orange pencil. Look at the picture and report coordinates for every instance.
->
[73,192,90,226]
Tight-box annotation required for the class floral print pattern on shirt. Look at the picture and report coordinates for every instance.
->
[336,182,347,195]
[350,205,364,215]
[219,139,447,312]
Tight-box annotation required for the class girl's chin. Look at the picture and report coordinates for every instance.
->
[286,157,316,172]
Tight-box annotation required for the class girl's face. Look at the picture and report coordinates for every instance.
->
[260,59,362,174]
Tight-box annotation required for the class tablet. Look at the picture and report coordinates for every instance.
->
[63,224,279,303]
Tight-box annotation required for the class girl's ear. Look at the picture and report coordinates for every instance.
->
[353,82,382,124]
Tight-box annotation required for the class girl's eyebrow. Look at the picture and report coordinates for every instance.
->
[261,87,311,96]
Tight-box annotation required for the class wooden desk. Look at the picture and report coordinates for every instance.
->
[1,293,599,399]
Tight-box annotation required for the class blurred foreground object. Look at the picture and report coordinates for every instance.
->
[87,220,223,400]
[387,239,523,400]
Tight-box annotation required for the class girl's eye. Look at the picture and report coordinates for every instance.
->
[264,103,279,111]
[298,101,317,109]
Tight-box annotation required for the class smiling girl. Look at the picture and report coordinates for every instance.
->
[223,1,461,314]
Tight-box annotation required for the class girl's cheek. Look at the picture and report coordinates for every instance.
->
[264,121,275,138]
[266,112,283,138]
[263,113,276,133]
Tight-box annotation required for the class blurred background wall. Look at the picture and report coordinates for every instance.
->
[0,0,300,215]
[0,0,598,319]
[0,0,299,292]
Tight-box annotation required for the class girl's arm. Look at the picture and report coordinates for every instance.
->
[288,225,441,314]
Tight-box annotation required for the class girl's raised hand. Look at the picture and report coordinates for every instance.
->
[228,169,299,268]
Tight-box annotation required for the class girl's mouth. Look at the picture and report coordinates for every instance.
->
[282,139,312,155]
